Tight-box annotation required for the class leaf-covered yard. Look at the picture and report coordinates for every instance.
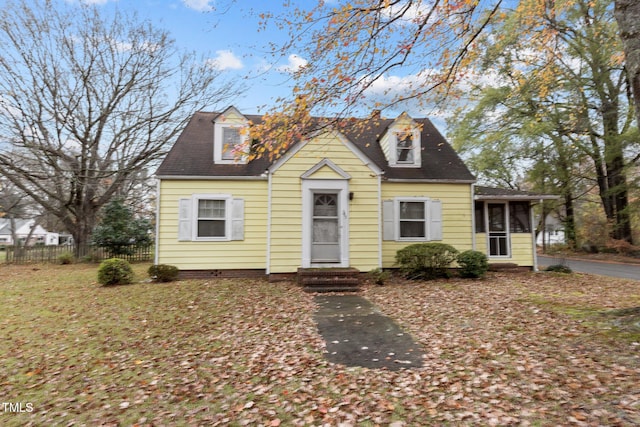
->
[1,264,639,426]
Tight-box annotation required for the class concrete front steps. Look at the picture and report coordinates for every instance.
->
[297,267,361,293]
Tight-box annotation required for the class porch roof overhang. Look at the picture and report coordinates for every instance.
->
[474,186,560,201]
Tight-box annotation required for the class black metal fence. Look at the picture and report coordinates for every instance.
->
[4,244,153,264]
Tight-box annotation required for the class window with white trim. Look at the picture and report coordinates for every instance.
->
[221,127,242,161]
[178,194,244,242]
[389,129,421,167]
[197,199,226,238]
[383,197,442,241]
[214,123,248,164]
[399,200,426,238]
[396,132,415,164]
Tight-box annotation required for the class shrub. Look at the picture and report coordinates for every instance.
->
[148,264,179,283]
[395,242,459,280]
[545,264,573,274]
[457,250,489,278]
[58,252,74,265]
[368,268,390,286]
[98,258,134,286]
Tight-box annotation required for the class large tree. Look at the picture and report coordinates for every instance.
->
[450,0,638,244]
[0,0,238,248]
[254,0,640,150]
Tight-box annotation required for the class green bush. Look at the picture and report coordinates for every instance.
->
[395,242,459,280]
[97,258,134,286]
[368,268,391,286]
[457,250,489,278]
[545,264,573,274]
[58,252,74,265]
[148,264,180,283]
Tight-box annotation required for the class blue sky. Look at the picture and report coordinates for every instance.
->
[76,0,320,114]
[68,0,455,129]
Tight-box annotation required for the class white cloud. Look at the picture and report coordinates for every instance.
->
[277,54,308,74]
[182,0,215,12]
[207,50,244,71]
[382,0,437,25]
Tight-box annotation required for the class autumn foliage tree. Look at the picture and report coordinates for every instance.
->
[254,0,638,243]
[0,0,238,249]
[450,0,638,244]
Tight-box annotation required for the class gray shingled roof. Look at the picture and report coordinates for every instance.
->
[156,111,476,182]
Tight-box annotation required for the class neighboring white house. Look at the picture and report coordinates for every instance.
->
[536,214,566,246]
[0,219,59,246]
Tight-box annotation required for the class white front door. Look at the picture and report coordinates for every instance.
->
[301,179,349,268]
[311,192,341,263]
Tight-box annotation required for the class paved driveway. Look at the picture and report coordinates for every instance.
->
[538,255,640,281]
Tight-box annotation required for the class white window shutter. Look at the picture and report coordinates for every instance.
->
[382,200,395,241]
[429,200,442,241]
[231,198,244,241]
[178,198,192,241]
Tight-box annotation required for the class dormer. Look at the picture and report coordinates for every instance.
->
[380,112,422,168]
[213,106,249,164]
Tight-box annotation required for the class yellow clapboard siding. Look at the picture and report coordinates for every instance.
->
[269,130,379,273]
[474,233,535,267]
[380,182,474,267]
[157,179,268,269]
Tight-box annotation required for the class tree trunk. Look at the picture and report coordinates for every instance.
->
[563,194,577,249]
[615,0,640,129]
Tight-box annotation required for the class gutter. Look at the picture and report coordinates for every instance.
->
[155,175,268,181]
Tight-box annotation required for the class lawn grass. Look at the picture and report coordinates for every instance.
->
[1,264,639,426]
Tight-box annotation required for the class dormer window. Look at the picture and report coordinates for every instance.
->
[389,128,421,167]
[221,127,242,161]
[396,132,415,164]
[213,106,249,164]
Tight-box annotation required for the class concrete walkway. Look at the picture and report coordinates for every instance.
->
[313,295,424,370]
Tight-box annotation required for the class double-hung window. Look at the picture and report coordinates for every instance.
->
[396,132,415,164]
[197,199,227,238]
[221,127,242,161]
[389,129,421,167]
[399,201,426,238]
[383,197,442,241]
[178,194,244,242]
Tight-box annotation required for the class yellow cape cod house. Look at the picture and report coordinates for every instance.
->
[155,106,553,279]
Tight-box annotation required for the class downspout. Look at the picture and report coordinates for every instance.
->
[154,179,160,265]
[265,171,272,275]
[471,183,476,251]
[377,173,383,268]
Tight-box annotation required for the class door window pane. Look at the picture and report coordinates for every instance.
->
[488,204,505,232]
[313,194,338,217]
[313,219,339,243]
